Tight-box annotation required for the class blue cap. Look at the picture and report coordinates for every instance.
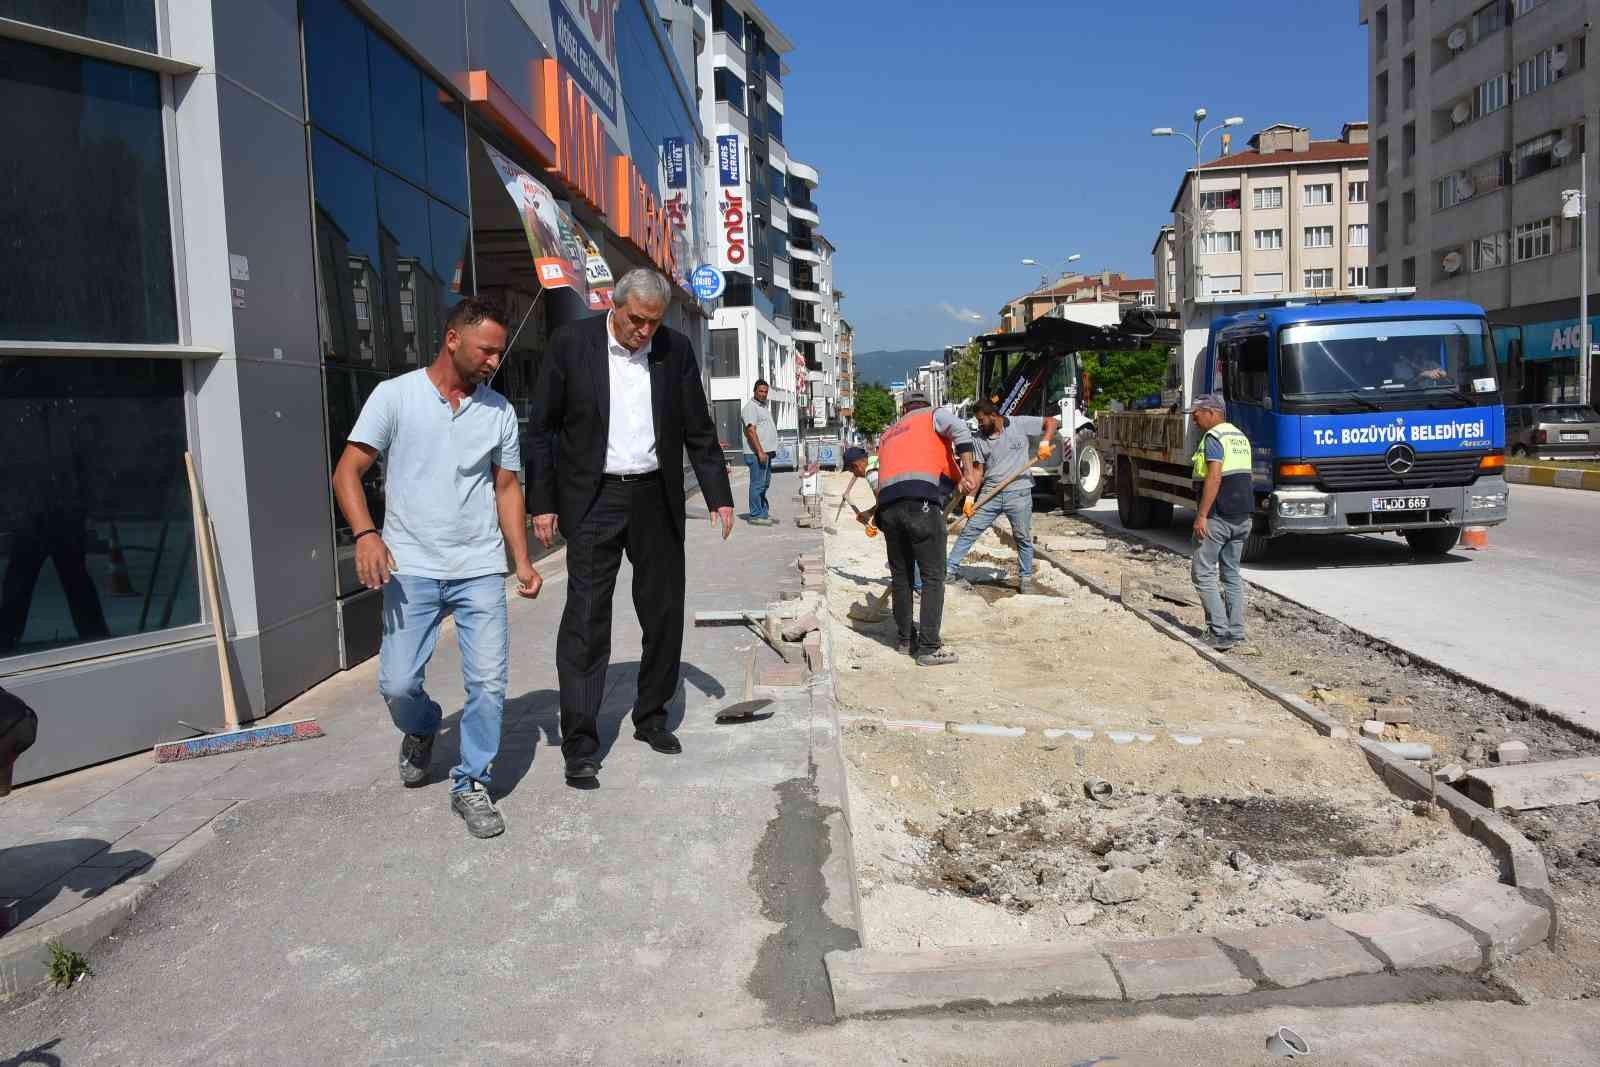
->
[843,446,868,467]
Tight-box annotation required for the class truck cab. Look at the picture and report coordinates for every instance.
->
[1207,300,1508,552]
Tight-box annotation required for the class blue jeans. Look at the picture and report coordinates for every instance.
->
[1191,513,1251,642]
[745,454,772,518]
[946,483,1035,578]
[379,573,508,793]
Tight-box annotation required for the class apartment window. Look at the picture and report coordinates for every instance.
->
[1254,228,1283,250]
[1514,132,1561,180]
[1402,122,1415,175]
[1304,225,1334,249]
[1253,272,1285,293]
[713,67,746,114]
[713,400,744,452]
[1303,268,1335,289]
[708,328,741,377]
[1471,0,1504,44]
[1199,231,1240,254]
[1347,180,1368,203]
[1514,0,1547,13]
[1402,0,1414,42]
[767,104,784,144]
[1516,44,1568,99]
[1206,274,1242,295]
[1514,217,1554,262]
[1348,223,1370,247]
[765,43,782,83]
[710,0,745,47]
[1401,257,1417,286]
[1403,54,1416,110]
[1376,5,1388,59]
[1198,189,1241,211]
[1436,173,1468,210]
[1138,292,1156,307]
[1375,137,1389,189]
[1473,73,1508,119]
[1347,266,1368,287]
[1303,183,1334,207]
[1252,186,1283,210]
[1473,231,1508,270]
[1376,71,1390,125]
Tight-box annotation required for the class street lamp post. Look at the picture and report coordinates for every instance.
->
[1562,153,1591,406]
[1152,109,1244,308]
[1020,253,1082,318]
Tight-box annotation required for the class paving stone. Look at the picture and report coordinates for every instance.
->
[1099,935,1253,1000]
[1425,877,1551,961]
[759,666,806,688]
[12,865,132,932]
[826,943,1121,1016]
[1216,920,1385,988]
[1495,740,1530,765]
[0,838,111,899]
[1328,906,1482,972]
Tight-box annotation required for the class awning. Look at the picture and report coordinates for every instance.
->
[483,142,612,309]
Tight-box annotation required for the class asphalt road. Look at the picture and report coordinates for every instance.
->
[1079,483,1600,733]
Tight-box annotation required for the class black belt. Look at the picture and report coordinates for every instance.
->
[602,470,660,483]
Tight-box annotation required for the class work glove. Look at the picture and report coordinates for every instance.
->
[1037,441,1053,461]
[864,522,878,538]
[963,498,976,518]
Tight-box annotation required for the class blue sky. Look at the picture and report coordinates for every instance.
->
[760,0,1371,351]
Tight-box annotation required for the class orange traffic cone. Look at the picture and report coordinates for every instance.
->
[1461,526,1489,550]
[103,524,139,596]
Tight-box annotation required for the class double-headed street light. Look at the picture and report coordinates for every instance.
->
[1021,253,1082,317]
[1153,108,1244,306]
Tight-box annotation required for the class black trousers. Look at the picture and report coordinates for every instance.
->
[556,477,685,759]
[876,498,947,652]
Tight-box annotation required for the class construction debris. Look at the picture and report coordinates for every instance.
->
[1090,868,1145,905]
[1497,740,1531,765]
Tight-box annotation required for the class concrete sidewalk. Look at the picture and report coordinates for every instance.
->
[3,475,863,1055]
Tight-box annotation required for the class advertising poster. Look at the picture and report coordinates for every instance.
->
[664,137,688,189]
[483,142,585,293]
[581,228,615,311]
[717,134,741,187]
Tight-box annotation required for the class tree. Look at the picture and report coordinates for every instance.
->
[1080,346,1170,410]
[945,341,979,405]
[854,382,897,436]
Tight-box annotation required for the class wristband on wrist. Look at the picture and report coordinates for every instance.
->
[353,529,380,542]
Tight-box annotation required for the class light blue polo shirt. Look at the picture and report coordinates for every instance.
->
[349,369,520,580]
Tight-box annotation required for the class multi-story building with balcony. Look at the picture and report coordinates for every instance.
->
[999,271,1158,332]
[1168,123,1372,306]
[1360,0,1596,405]
[1153,225,1179,311]
[697,0,842,450]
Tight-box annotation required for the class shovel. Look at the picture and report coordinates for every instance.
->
[715,644,772,723]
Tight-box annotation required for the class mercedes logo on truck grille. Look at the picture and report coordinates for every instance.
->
[1385,442,1417,474]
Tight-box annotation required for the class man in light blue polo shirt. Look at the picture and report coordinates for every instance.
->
[332,297,541,840]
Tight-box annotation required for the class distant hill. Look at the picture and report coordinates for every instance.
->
[852,349,945,388]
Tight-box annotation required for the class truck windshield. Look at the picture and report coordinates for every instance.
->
[1278,318,1497,408]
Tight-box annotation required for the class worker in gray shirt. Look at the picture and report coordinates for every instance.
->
[946,399,1058,593]
[741,379,779,525]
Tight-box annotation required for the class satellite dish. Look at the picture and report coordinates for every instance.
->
[1553,48,1569,73]
[1452,101,1471,125]
[1456,174,1475,199]
[1442,251,1463,274]
[1554,138,1573,160]
[1447,27,1467,50]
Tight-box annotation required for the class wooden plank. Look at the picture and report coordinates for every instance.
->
[1466,757,1600,811]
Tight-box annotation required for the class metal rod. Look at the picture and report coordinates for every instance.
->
[1583,151,1590,407]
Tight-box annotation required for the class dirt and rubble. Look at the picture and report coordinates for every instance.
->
[820,473,1499,956]
[1023,506,1600,999]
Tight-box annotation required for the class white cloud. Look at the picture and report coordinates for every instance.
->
[938,302,987,323]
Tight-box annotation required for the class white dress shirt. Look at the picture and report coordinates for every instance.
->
[604,313,659,474]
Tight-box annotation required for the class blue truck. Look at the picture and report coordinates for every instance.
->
[1097,298,1509,560]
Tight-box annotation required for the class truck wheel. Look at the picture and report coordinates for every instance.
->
[1116,457,1152,528]
[1240,525,1271,563]
[1074,435,1105,508]
[1403,527,1461,555]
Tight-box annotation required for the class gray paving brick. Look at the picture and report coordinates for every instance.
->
[1216,920,1386,989]
[1100,935,1255,1000]
[1329,906,1482,972]
[1425,877,1551,962]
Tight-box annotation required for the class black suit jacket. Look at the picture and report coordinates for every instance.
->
[528,314,733,538]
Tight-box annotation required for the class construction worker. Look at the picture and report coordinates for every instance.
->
[1188,393,1254,652]
[946,399,1058,593]
[874,389,977,666]
[844,445,922,593]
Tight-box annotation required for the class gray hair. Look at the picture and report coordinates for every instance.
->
[613,268,672,310]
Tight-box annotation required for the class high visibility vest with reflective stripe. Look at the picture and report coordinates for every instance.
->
[877,409,960,506]
[1192,421,1255,516]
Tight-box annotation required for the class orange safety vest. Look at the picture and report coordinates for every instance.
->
[876,409,960,506]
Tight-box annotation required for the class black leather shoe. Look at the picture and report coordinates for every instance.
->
[633,726,682,755]
[564,757,600,779]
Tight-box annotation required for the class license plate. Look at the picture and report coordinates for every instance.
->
[1561,432,1588,442]
[1371,495,1429,512]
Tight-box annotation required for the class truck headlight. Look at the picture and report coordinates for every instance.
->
[1277,498,1330,517]
[1469,492,1507,510]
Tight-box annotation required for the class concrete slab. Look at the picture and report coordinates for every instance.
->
[1425,877,1552,962]
[0,837,112,899]
[1328,906,1483,972]
[1099,935,1254,1000]
[826,942,1121,1016]
[1466,756,1600,810]
[1216,919,1386,988]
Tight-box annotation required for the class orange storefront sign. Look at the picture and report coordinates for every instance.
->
[467,59,679,285]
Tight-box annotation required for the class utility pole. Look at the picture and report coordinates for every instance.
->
[1153,110,1244,308]
[1562,153,1589,405]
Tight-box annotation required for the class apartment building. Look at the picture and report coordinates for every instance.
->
[999,271,1158,332]
[1153,225,1179,310]
[1360,0,1596,405]
[698,0,843,449]
[1169,123,1372,305]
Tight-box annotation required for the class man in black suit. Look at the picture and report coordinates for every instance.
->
[529,269,735,781]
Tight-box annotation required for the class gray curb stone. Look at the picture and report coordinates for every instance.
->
[1099,935,1253,1000]
[1328,906,1481,972]
[1425,877,1553,964]
[1214,919,1386,988]
[825,942,1121,1017]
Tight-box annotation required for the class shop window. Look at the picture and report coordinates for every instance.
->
[304,0,373,156]
[368,29,426,188]
[312,132,385,368]
[377,172,438,369]
[0,38,176,343]
[425,89,469,212]
[709,328,740,377]
[0,0,156,52]
[714,399,744,452]
[0,357,199,659]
